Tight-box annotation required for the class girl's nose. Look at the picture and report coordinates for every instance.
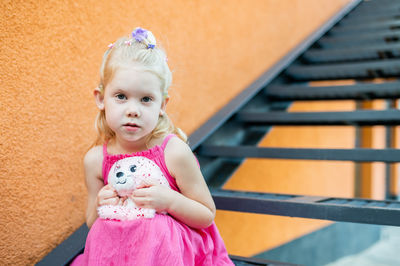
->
[126,104,140,117]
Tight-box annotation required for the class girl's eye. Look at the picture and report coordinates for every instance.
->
[141,96,152,103]
[116,94,126,100]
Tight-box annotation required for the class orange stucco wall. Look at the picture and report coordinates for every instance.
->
[1,0,351,264]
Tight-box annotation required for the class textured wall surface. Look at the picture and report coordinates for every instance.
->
[1,0,350,264]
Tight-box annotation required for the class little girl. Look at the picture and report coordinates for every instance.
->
[72,27,234,265]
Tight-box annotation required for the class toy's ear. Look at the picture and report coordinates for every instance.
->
[108,171,116,187]
[94,87,105,110]
[109,174,115,184]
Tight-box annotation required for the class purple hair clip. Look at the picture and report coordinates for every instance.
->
[132,27,148,42]
[107,27,156,49]
[131,27,156,49]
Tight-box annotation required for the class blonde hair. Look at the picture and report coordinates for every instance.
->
[93,30,187,147]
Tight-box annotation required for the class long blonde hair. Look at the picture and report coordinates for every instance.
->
[92,30,187,147]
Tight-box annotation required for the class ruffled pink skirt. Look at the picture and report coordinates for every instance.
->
[71,214,233,266]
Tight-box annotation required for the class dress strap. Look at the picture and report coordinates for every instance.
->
[161,134,176,150]
[103,142,108,157]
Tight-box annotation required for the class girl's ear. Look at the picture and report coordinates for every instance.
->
[160,97,169,116]
[94,87,105,110]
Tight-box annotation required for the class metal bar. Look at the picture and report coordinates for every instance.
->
[197,145,400,163]
[341,16,400,27]
[322,29,400,42]
[386,100,397,199]
[349,4,400,15]
[341,17,400,27]
[330,20,400,36]
[354,101,363,198]
[229,255,301,266]
[266,82,400,101]
[212,189,400,226]
[303,43,400,63]
[235,109,400,126]
[340,11,400,25]
[319,30,400,48]
[285,59,400,81]
[332,19,400,32]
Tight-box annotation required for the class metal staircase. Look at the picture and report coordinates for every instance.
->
[37,0,400,265]
[191,0,400,263]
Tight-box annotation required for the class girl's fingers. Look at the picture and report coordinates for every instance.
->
[100,186,118,198]
[101,190,114,198]
[136,178,161,189]
[119,197,128,206]
[132,186,160,197]
[132,197,150,208]
[99,197,119,206]
[98,185,119,205]
[132,188,148,197]
[103,184,115,191]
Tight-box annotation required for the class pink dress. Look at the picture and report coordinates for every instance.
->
[72,134,234,266]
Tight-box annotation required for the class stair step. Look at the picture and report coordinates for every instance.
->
[341,13,400,27]
[198,145,400,163]
[236,109,400,126]
[318,30,400,48]
[304,43,400,63]
[266,82,400,101]
[285,59,400,80]
[330,20,400,36]
[349,3,400,16]
[212,189,400,226]
[36,224,89,266]
[230,255,300,266]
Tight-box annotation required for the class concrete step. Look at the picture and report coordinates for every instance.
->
[326,226,400,266]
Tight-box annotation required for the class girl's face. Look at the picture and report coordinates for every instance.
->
[99,64,165,149]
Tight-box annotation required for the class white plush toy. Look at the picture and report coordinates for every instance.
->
[97,156,170,221]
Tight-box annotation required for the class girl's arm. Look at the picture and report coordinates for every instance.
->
[133,137,216,229]
[84,146,119,228]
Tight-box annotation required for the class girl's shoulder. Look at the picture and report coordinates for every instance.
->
[164,136,197,175]
[164,135,191,157]
[84,145,104,169]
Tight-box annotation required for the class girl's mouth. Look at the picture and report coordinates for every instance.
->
[124,123,140,132]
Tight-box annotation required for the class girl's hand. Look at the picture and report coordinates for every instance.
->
[131,179,175,212]
[97,184,121,207]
